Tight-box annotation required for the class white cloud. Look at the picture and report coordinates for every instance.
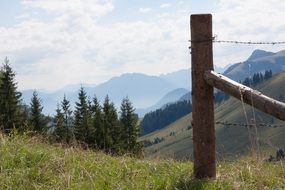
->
[5,0,285,91]
[160,3,172,8]
[211,0,285,67]
[0,0,116,90]
[139,7,152,13]
[0,0,191,91]
[21,0,114,18]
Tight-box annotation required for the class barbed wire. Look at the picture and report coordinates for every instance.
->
[214,40,285,45]
[188,37,285,53]
[188,36,285,45]
[216,121,285,128]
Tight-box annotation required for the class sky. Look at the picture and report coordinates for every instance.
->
[1,0,285,91]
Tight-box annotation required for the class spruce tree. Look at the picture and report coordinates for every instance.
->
[29,91,47,132]
[18,104,30,132]
[90,96,103,148]
[264,70,272,80]
[120,97,141,154]
[85,97,95,145]
[269,69,273,78]
[61,95,73,143]
[53,105,65,141]
[0,58,22,132]
[260,72,264,82]
[0,70,2,86]
[102,95,120,152]
[74,87,92,142]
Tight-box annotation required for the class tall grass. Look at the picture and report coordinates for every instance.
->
[0,133,192,189]
[0,133,285,189]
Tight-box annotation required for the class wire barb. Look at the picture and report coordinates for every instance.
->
[216,121,285,128]
[189,38,285,45]
[214,40,285,45]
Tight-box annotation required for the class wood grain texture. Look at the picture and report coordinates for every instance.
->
[191,14,216,179]
[205,70,285,121]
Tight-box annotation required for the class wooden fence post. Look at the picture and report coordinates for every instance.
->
[191,14,216,179]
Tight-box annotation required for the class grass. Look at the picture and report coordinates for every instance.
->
[0,133,192,189]
[1,133,285,189]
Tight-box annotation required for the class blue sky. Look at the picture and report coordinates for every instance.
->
[1,0,285,91]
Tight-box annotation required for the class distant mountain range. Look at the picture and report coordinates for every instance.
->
[140,48,285,159]
[138,49,285,117]
[159,69,191,90]
[136,88,189,117]
[22,70,192,116]
[224,49,285,81]
[24,48,280,117]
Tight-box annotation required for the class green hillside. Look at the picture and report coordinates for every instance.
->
[141,72,285,160]
[2,133,285,190]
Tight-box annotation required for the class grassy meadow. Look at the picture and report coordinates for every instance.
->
[0,133,285,189]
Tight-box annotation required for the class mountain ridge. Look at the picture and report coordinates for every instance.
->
[223,49,285,81]
[141,71,285,160]
[22,71,189,115]
[136,88,189,117]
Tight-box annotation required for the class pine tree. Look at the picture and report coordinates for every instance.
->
[0,70,2,82]
[85,97,95,145]
[260,72,264,82]
[90,96,103,148]
[18,104,30,132]
[74,87,92,143]
[120,97,141,154]
[102,95,119,152]
[29,91,47,132]
[269,69,273,78]
[242,77,251,86]
[264,70,272,80]
[0,58,22,132]
[53,105,65,141]
[252,73,259,86]
[61,95,73,143]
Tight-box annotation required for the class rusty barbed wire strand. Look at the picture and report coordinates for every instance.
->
[213,40,285,45]
[188,36,285,45]
[216,121,285,128]
[188,38,285,53]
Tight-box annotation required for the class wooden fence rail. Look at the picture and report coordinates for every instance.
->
[204,70,285,121]
[190,14,285,179]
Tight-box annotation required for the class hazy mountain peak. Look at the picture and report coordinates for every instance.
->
[159,69,189,77]
[109,73,161,82]
[247,49,274,61]
[160,69,191,90]
[120,73,150,77]
[136,88,189,117]
[214,64,232,73]
[223,49,285,82]
[275,50,285,56]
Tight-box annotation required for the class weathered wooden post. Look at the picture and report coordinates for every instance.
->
[191,14,216,179]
